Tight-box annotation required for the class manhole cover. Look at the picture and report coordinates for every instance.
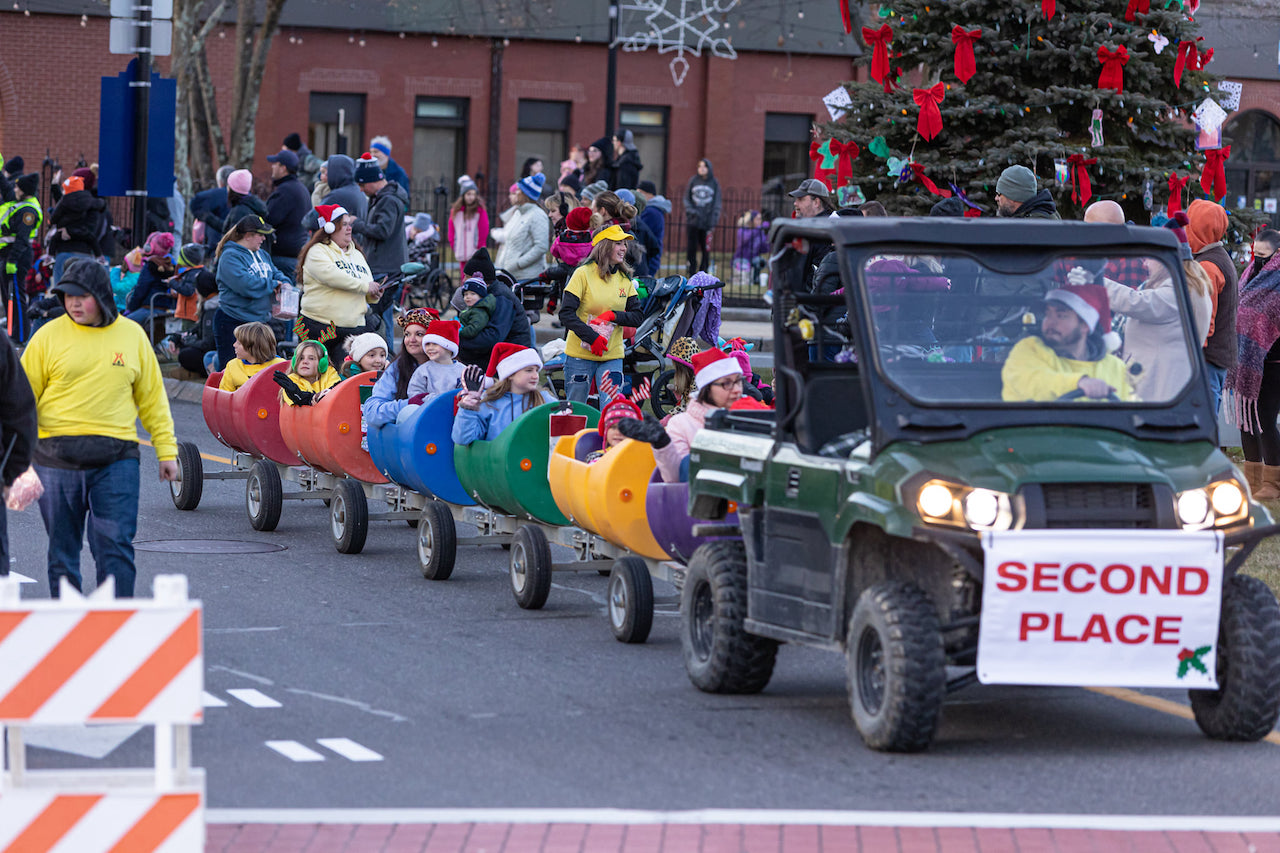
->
[134,539,288,554]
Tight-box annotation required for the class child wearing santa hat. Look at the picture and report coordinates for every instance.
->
[585,397,644,463]
[405,319,466,405]
[451,342,555,445]
[620,348,743,482]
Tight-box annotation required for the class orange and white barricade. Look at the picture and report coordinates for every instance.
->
[0,575,204,852]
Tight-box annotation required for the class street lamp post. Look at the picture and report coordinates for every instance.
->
[605,0,618,136]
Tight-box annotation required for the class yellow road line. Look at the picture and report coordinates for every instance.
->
[1087,685,1280,745]
[138,438,232,466]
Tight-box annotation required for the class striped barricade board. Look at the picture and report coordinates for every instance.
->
[0,787,203,853]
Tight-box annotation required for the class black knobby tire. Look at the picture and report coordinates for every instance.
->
[510,525,553,610]
[170,441,204,511]
[418,500,457,581]
[245,460,283,532]
[1189,573,1280,741]
[609,557,654,644]
[331,480,369,555]
[846,581,947,753]
[649,368,679,419]
[680,541,778,693]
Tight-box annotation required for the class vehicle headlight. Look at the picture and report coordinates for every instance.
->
[964,488,1001,527]
[914,479,1014,531]
[1176,479,1249,530]
[917,482,956,519]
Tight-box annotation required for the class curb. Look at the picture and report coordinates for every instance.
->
[163,376,206,405]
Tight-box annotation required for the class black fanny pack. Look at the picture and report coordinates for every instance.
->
[35,436,140,470]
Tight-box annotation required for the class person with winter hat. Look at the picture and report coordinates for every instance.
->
[339,331,389,378]
[551,206,594,268]
[362,307,438,427]
[1187,198,1238,416]
[1227,229,1280,499]
[223,169,274,255]
[282,132,323,191]
[1,172,41,339]
[581,138,612,189]
[457,276,496,340]
[405,318,465,404]
[265,149,310,277]
[124,231,178,326]
[558,224,646,406]
[494,173,550,281]
[610,130,643,190]
[1001,284,1134,401]
[451,342,554,445]
[302,154,368,231]
[994,165,1059,220]
[295,204,383,368]
[368,136,410,192]
[448,175,489,278]
[586,396,644,463]
[48,174,107,285]
[619,348,743,483]
[351,152,410,347]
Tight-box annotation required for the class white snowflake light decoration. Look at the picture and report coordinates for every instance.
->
[617,0,739,86]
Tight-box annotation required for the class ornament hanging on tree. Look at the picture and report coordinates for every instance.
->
[913,83,945,140]
[1067,153,1097,205]
[1200,146,1231,202]
[1217,80,1242,111]
[886,156,909,178]
[863,24,895,84]
[811,139,839,189]
[1167,172,1190,215]
[838,0,853,34]
[1042,0,1055,20]
[951,26,982,84]
[1054,158,1070,187]
[1097,45,1129,92]
[868,136,892,159]
[1148,30,1169,53]
[1124,0,1150,22]
[617,0,739,86]
[1090,109,1105,147]
[909,163,952,197]
[823,86,853,121]
[1173,37,1213,87]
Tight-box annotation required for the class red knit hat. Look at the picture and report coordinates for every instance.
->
[1045,284,1121,352]
[692,349,743,390]
[565,206,593,232]
[422,319,460,356]
[486,342,542,382]
[315,204,348,234]
[598,397,643,439]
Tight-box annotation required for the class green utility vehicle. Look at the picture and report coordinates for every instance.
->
[681,217,1280,752]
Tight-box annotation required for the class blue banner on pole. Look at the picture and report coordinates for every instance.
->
[97,59,176,198]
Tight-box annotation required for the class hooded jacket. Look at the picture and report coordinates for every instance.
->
[1009,189,1060,220]
[685,161,722,230]
[190,185,231,247]
[352,181,410,276]
[48,189,106,256]
[611,148,643,191]
[302,155,369,230]
[216,240,292,322]
[299,239,374,328]
[266,173,312,257]
[1187,199,1238,370]
[0,333,37,488]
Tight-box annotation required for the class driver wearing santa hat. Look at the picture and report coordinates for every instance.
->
[1001,284,1136,402]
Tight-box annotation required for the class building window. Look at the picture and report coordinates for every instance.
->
[516,99,570,184]
[620,105,669,194]
[1224,110,1280,225]
[762,112,815,200]
[309,92,365,159]
[413,97,469,211]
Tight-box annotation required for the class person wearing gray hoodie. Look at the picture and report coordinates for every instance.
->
[301,154,368,231]
[683,158,721,275]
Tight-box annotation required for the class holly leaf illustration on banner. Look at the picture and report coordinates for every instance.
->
[1176,645,1212,678]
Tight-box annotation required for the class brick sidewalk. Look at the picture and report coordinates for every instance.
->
[205,823,1280,852]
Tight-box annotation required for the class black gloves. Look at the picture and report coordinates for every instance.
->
[273,370,315,406]
[462,364,485,392]
[618,413,671,449]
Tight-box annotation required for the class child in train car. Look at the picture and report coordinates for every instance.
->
[219,322,286,391]
[452,343,555,445]
[273,339,341,406]
[339,332,389,379]
[405,319,465,407]
[456,276,496,345]
[585,397,643,463]
[362,308,438,428]
[662,337,703,422]
[723,337,773,406]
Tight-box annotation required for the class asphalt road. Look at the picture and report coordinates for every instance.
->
[7,396,1280,815]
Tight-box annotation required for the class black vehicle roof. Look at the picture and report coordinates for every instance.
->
[773,216,1183,254]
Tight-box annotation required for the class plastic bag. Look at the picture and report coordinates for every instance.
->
[272,283,299,320]
[5,466,43,512]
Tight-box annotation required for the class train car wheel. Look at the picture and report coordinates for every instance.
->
[418,500,458,581]
[510,525,552,610]
[609,556,654,644]
[331,480,369,554]
[170,441,204,511]
[246,461,283,531]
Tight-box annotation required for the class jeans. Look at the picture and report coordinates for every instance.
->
[213,308,242,374]
[36,457,140,598]
[0,500,8,577]
[564,356,623,406]
[686,226,710,275]
[1206,362,1227,420]
[52,252,96,285]
[271,255,297,280]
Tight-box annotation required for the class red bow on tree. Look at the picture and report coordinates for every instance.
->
[1097,45,1129,93]
[838,0,853,34]
[1042,0,1055,20]
[913,83,945,141]
[829,139,860,161]
[951,26,982,84]
[909,163,952,197]
[1167,172,1190,216]
[1066,154,1097,206]
[862,24,894,84]
[1200,146,1231,202]
[1173,38,1212,86]
[1124,0,1150,21]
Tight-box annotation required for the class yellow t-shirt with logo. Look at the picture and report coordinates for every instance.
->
[563,264,637,362]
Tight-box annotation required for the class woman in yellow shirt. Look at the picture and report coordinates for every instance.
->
[556,224,647,406]
[218,321,286,391]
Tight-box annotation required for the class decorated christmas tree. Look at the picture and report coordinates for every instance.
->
[827,0,1229,222]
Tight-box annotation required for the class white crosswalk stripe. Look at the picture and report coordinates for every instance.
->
[317,738,383,762]
[227,688,282,708]
[265,740,325,762]
[202,691,228,707]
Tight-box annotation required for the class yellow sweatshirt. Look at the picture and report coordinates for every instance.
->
[1001,335,1137,402]
[21,314,178,460]
[299,241,374,328]
[281,366,342,406]
[219,357,287,392]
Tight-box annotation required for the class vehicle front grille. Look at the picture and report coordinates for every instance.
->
[1030,482,1163,529]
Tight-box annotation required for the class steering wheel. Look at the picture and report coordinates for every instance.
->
[1057,388,1121,402]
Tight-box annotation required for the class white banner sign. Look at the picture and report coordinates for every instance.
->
[977,529,1223,688]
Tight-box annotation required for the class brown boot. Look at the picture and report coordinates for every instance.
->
[1243,460,1265,495]
[1256,465,1280,501]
